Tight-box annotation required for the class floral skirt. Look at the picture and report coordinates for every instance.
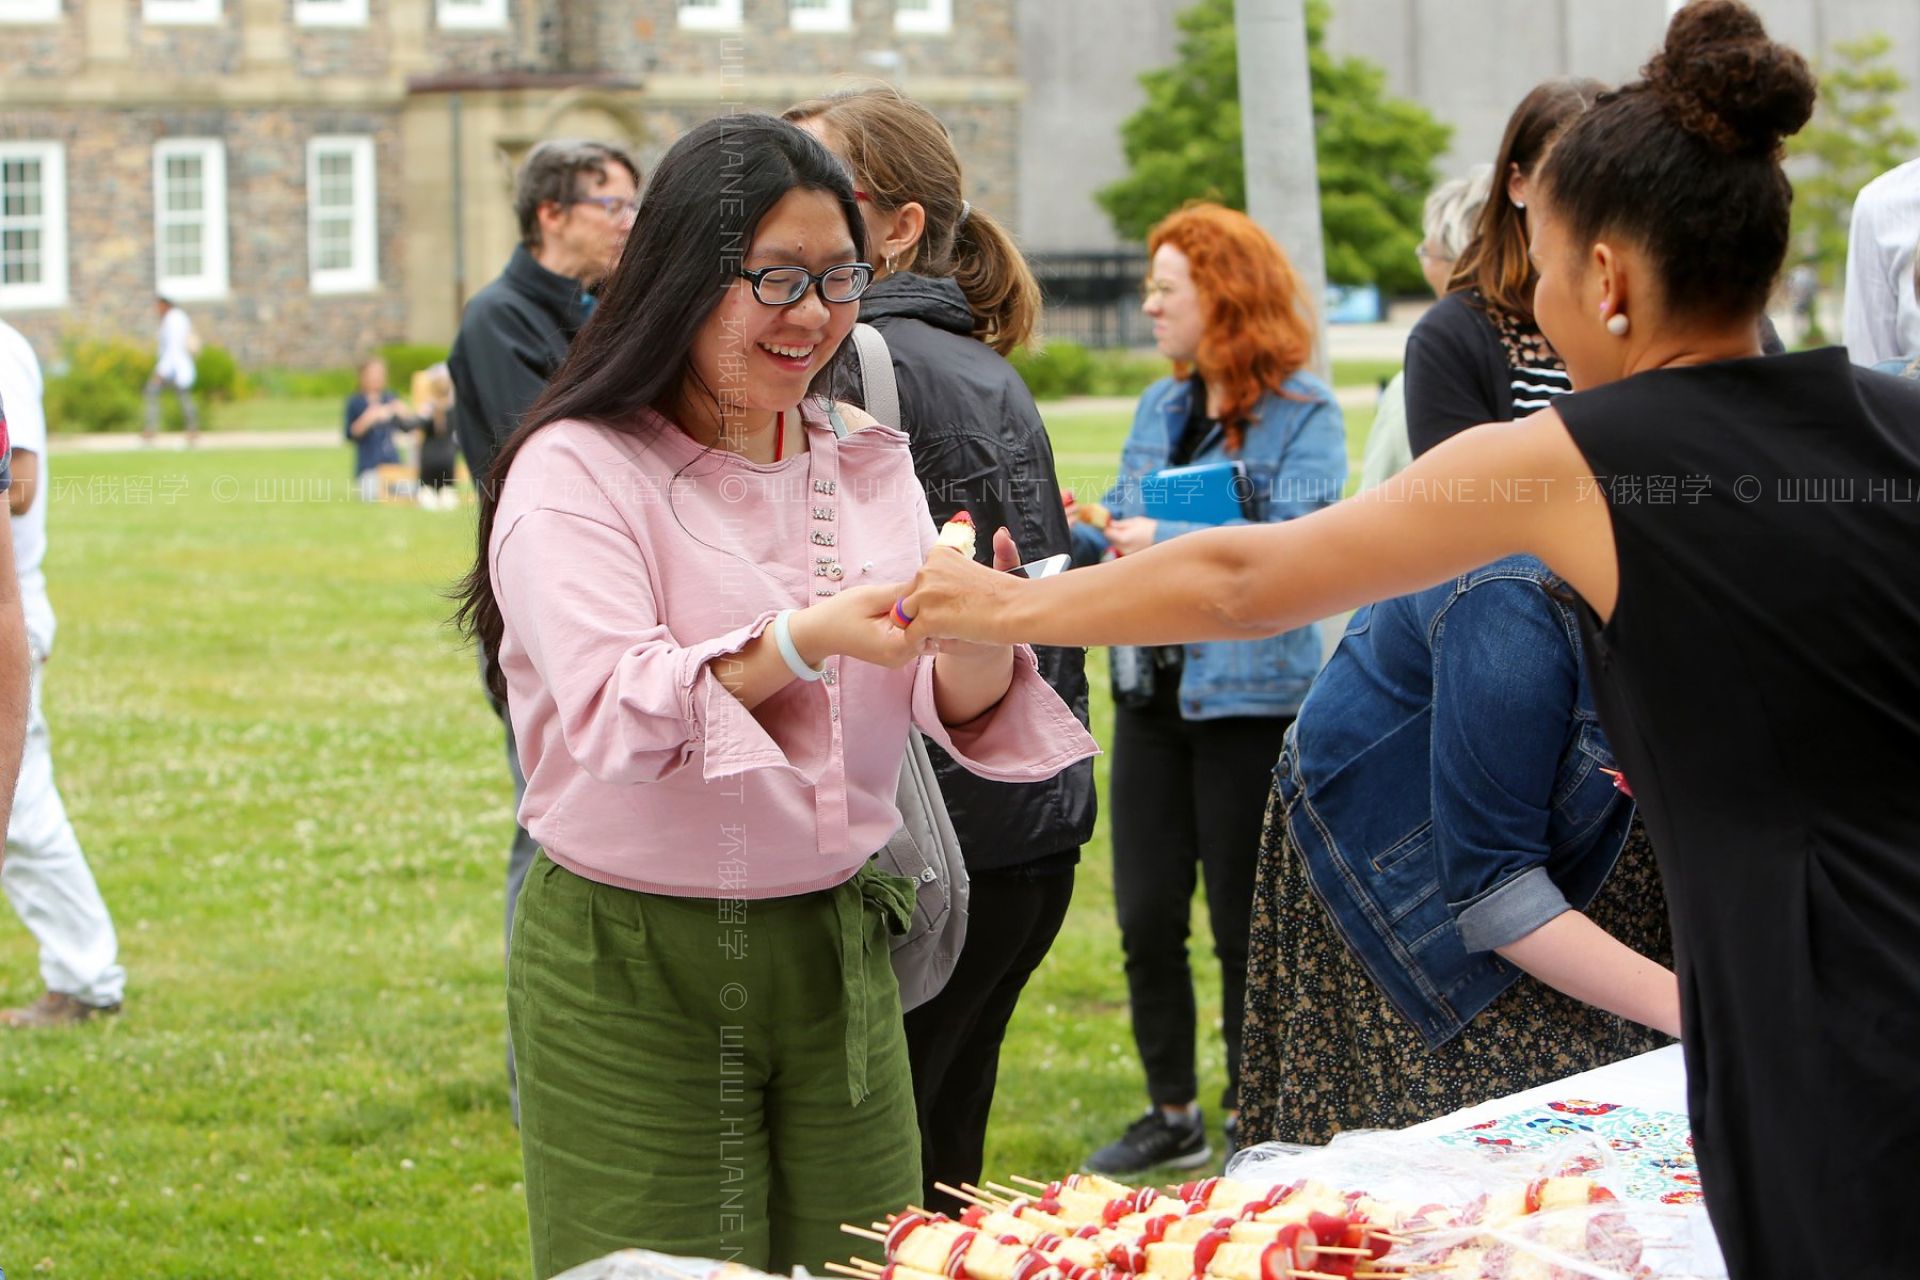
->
[1236,784,1674,1147]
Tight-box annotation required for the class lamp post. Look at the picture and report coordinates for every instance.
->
[1235,0,1330,378]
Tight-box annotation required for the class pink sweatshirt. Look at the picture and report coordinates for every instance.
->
[490,399,1100,899]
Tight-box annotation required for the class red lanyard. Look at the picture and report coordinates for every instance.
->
[773,410,785,464]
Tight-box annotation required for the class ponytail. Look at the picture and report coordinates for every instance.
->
[952,203,1040,355]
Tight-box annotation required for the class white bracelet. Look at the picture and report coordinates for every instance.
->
[771,609,826,682]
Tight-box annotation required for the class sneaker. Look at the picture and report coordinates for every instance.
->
[1084,1107,1211,1175]
[0,991,121,1028]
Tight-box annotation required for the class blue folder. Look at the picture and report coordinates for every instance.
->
[1139,461,1250,525]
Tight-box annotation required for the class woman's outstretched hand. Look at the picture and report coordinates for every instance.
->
[915,526,1024,657]
[896,537,1026,647]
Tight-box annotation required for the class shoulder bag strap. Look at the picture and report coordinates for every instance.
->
[848,322,901,429]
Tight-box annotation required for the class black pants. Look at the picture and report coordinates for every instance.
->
[1111,678,1291,1112]
[905,861,1076,1215]
[419,432,459,489]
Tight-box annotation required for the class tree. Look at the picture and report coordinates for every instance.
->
[1788,34,1916,340]
[1096,0,1450,291]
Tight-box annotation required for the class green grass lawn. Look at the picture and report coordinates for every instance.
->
[1046,399,1378,498]
[207,395,352,433]
[0,402,1373,1276]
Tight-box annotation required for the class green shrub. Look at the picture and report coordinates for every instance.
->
[380,343,449,389]
[249,366,359,399]
[45,369,142,433]
[1010,341,1167,401]
[194,343,243,402]
[45,335,154,433]
[1008,341,1094,400]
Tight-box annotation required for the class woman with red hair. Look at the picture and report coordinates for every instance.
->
[1074,202,1346,1175]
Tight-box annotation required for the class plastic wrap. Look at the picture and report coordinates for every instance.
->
[1377,1202,1727,1279]
[1224,1132,1726,1278]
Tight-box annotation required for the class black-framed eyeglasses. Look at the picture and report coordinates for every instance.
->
[571,194,639,219]
[736,262,873,306]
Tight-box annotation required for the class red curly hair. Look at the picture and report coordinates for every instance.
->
[1147,203,1315,454]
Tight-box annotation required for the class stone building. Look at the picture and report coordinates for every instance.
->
[0,0,1020,368]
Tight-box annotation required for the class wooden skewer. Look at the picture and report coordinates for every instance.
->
[1289,1270,1346,1280]
[845,1260,887,1274]
[1010,1174,1052,1191]
[935,1180,998,1209]
[1307,1246,1372,1256]
[980,1181,1026,1202]
[841,1226,888,1242]
[822,1264,872,1278]
[871,1222,890,1232]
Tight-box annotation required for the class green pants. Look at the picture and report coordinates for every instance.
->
[509,853,922,1280]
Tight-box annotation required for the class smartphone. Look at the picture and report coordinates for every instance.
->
[1010,553,1071,580]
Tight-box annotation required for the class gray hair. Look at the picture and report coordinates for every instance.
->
[1423,165,1495,261]
[514,139,641,248]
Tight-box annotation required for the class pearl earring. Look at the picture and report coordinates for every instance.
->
[1512,198,1526,210]
[1606,312,1631,337]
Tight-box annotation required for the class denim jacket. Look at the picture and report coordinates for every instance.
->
[1272,556,1634,1048]
[1081,373,1347,719]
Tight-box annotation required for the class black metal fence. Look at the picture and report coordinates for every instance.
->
[1029,251,1153,349]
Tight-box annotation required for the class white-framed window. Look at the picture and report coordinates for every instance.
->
[307,136,378,294]
[142,0,221,26]
[895,0,950,34]
[436,0,506,31]
[677,0,741,32]
[295,0,368,28]
[0,0,61,25]
[153,139,229,302]
[0,143,67,310]
[790,0,851,32]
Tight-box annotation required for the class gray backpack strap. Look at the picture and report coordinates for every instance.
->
[849,322,900,428]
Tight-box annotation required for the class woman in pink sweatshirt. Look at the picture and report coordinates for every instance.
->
[455,115,1096,1280]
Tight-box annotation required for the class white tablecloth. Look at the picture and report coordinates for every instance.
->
[1397,1044,1690,1139]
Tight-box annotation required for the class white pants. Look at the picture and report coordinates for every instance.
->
[1,648,124,1006]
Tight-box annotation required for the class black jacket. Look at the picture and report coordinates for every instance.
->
[449,245,589,485]
[846,273,1098,872]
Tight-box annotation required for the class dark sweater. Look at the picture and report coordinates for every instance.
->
[1402,291,1566,456]
[1404,292,1790,458]
[448,245,589,486]
[846,273,1097,872]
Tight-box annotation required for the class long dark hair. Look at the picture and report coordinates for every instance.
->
[1447,77,1606,322]
[454,114,867,698]
[1539,0,1814,325]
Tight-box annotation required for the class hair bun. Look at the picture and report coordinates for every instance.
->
[1644,0,1816,156]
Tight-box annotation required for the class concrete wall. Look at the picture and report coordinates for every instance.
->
[1323,0,1920,183]
[1015,0,1182,253]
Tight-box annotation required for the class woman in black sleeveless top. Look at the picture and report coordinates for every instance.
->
[896,5,1919,1276]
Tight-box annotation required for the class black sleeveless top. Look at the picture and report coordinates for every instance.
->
[1555,348,1920,1279]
